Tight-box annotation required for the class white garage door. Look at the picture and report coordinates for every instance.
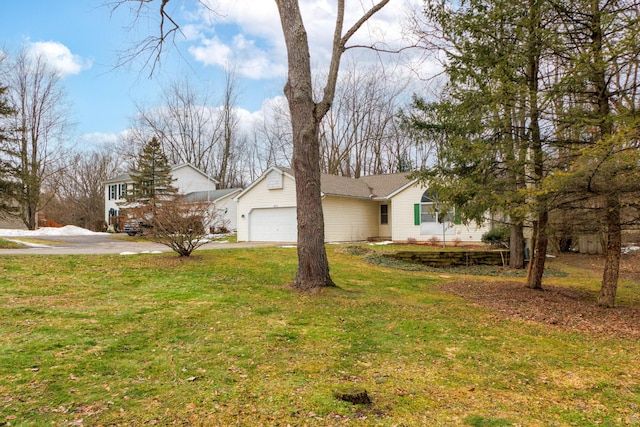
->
[248,207,297,242]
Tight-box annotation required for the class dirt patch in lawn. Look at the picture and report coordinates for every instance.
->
[437,252,640,339]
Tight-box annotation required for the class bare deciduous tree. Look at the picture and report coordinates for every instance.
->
[133,78,221,174]
[250,96,293,173]
[1,48,72,229]
[129,70,246,187]
[318,61,416,178]
[43,148,121,230]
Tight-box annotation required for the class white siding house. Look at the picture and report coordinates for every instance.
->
[183,188,242,232]
[235,166,491,243]
[103,164,240,232]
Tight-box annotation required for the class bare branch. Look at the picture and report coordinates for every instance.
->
[317,0,391,120]
[107,0,184,77]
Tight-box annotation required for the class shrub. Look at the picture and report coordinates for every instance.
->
[151,197,215,256]
[428,236,441,247]
[482,226,510,248]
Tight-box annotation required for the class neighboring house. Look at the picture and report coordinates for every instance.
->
[104,163,240,232]
[183,188,242,232]
[235,166,491,243]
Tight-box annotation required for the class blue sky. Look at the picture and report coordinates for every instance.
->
[1,0,425,148]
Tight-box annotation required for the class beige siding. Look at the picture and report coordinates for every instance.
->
[236,170,297,241]
[390,185,424,241]
[390,184,491,243]
[323,196,378,242]
[450,221,492,242]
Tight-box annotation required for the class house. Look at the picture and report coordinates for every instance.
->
[235,166,491,243]
[104,163,240,232]
[183,188,241,232]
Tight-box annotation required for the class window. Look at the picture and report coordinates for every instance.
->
[417,191,437,223]
[118,183,127,199]
[421,205,437,223]
[380,204,388,225]
[414,190,456,225]
[109,185,117,201]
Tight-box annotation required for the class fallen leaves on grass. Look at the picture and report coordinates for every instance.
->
[438,279,640,338]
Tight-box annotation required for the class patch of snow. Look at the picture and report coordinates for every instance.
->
[622,246,640,254]
[368,241,394,246]
[0,225,108,237]
[120,250,163,256]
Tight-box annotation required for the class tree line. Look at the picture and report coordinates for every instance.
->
[0,49,420,234]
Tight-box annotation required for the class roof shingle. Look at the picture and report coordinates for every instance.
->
[281,167,413,199]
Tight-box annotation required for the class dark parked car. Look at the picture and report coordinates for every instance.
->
[123,219,152,236]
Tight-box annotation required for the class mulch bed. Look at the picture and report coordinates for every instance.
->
[436,253,640,339]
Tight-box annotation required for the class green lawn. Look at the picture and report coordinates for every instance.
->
[0,246,639,426]
[0,238,25,250]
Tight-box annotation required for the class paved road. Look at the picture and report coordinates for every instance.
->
[0,233,277,255]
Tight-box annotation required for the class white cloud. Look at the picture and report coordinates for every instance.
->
[188,34,286,80]
[27,41,92,77]
[189,37,232,67]
[187,0,427,82]
[78,131,127,148]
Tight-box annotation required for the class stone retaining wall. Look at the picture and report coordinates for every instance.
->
[386,250,509,267]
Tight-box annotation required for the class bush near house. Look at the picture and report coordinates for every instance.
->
[481,226,510,248]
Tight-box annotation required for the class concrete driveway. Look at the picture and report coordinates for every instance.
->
[0,233,276,255]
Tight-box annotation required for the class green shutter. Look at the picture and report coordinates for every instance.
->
[454,209,462,225]
[414,204,420,225]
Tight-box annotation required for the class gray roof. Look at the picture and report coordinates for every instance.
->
[103,172,132,184]
[184,188,242,202]
[281,167,413,200]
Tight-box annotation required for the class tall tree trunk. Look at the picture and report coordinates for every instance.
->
[589,0,619,307]
[510,222,525,269]
[291,124,335,290]
[598,194,621,307]
[524,0,547,289]
[526,210,548,289]
[276,0,335,290]
[275,0,389,290]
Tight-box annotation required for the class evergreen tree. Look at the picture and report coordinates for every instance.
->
[410,0,555,274]
[0,84,18,218]
[126,137,177,209]
[413,0,640,306]
[541,0,640,307]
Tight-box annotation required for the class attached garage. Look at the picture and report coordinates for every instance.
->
[235,166,491,244]
[248,207,297,242]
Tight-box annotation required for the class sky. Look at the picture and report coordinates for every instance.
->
[0,0,429,150]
